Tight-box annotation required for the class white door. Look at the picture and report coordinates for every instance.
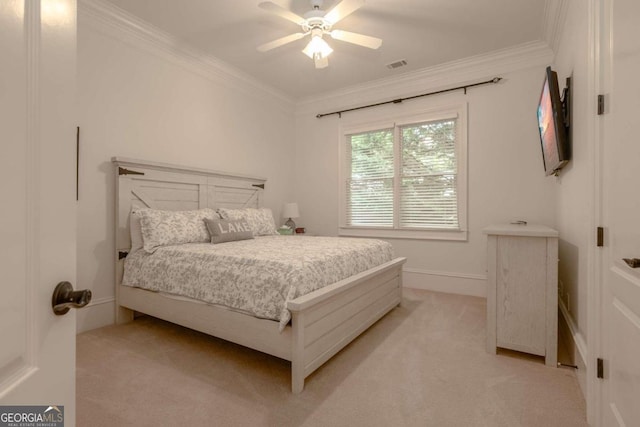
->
[599,0,640,425]
[0,0,77,424]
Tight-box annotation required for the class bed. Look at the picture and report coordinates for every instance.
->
[113,157,406,393]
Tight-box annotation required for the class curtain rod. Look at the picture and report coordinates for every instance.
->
[316,77,502,119]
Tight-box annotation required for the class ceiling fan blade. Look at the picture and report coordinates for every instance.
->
[329,30,382,49]
[258,1,306,25]
[324,0,365,25]
[257,33,306,52]
[314,56,329,69]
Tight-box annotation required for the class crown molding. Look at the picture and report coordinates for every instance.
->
[78,0,557,117]
[296,40,554,113]
[78,0,295,113]
[543,0,570,55]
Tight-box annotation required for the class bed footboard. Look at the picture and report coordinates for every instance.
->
[287,257,406,393]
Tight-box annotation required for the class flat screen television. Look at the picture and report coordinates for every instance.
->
[537,66,570,176]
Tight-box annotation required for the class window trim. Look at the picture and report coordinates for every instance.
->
[338,103,468,241]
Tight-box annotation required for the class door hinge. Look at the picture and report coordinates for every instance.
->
[597,94,605,115]
[597,358,604,379]
[597,227,604,247]
[118,167,145,176]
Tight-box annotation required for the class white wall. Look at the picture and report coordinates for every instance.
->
[551,0,593,396]
[74,2,566,332]
[294,55,558,296]
[75,4,296,332]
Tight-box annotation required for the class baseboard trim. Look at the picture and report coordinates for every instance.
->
[403,268,487,298]
[558,299,587,364]
[76,296,115,333]
[558,298,587,399]
[78,269,488,332]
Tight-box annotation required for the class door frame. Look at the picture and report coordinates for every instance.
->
[588,0,607,424]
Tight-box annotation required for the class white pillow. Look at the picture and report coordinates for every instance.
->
[217,207,278,236]
[137,208,218,253]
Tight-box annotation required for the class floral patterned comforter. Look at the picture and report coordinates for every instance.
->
[122,236,394,331]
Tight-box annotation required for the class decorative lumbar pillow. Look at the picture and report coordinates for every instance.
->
[137,208,218,253]
[204,218,254,244]
[217,207,278,236]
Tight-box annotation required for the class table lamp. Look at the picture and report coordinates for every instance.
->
[282,202,299,230]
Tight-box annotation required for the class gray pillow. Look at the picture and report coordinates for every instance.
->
[217,207,278,236]
[204,218,254,244]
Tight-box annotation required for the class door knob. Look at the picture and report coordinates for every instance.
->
[52,281,92,315]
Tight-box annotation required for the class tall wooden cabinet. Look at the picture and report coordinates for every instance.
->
[484,224,558,367]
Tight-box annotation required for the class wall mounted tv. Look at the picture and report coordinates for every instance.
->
[537,66,571,176]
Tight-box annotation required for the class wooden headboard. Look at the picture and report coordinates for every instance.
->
[112,156,266,259]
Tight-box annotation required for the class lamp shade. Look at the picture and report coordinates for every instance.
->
[302,35,333,59]
[283,202,300,219]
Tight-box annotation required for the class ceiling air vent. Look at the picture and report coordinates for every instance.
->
[386,59,407,70]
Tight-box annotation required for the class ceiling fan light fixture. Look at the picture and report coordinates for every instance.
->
[302,34,333,59]
[258,0,380,69]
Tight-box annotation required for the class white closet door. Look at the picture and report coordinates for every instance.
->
[599,0,640,425]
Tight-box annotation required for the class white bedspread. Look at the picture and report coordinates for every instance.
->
[122,236,394,331]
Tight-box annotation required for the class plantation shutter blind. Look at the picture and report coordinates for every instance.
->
[345,128,394,227]
[399,118,459,229]
[340,105,466,240]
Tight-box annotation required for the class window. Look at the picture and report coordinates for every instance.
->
[339,105,467,240]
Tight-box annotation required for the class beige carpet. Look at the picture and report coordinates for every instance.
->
[77,289,587,426]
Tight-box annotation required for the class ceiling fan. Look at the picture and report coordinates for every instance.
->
[257,0,382,69]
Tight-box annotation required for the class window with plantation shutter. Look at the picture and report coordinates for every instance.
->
[346,128,394,227]
[400,119,458,229]
[340,105,467,241]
